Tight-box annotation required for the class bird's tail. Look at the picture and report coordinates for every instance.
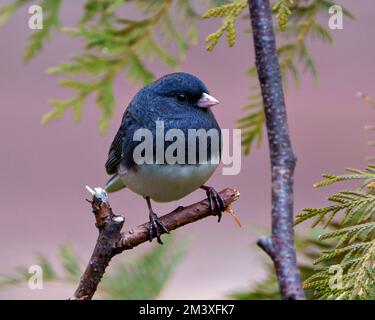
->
[104,174,126,193]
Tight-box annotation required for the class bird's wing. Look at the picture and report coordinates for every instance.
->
[105,128,124,174]
[105,109,139,175]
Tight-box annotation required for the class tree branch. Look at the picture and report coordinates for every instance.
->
[72,187,240,300]
[248,0,305,299]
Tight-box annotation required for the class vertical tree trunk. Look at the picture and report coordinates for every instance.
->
[248,0,305,299]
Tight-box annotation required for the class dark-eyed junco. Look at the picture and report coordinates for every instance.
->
[104,72,225,244]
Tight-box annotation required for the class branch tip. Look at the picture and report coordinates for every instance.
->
[85,185,108,203]
[113,216,125,223]
[257,235,274,258]
[85,185,95,195]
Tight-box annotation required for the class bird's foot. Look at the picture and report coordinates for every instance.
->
[203,186,226,222]
[148,212,169,244]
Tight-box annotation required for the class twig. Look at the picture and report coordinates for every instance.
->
[72,187,240,300]
[248,0,305,299]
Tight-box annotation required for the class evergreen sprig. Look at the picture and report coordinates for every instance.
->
[313,166,375,189]
[295,166,375,299]
[203,0,247,51]
[0,0,201,133]
[1,0,354,139]
[229,228,336,299]
[24,0,62,62]
[43,0,194,134]
[0,0,62,62]
[0,236,188,299]
[0,0,27,26]
[239,0,353,154]
[203,0,353,154]
[272,0,294,31]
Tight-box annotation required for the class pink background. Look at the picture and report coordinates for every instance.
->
[0,0,374,299]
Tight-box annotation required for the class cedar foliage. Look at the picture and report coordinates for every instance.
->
[0,236,188,299]
[295,167,375,299]
[233,97,375,300]
[229,228,337,299]
[203,0,353,154]
[292,97,375,300]
[296,93,375,300]
[0,0,200,133]
[0,0,353,141]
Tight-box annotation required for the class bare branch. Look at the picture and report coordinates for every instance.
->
[248,0,305,299]
[72,187,240,300]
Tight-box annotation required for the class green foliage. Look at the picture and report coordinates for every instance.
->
[230,266,280,300]
[272,0,294,31]
[240,0,353,155]
[0,0,201,134]
[202,0,247,51]
[229,229,336,299]
[295,166,375,299]
[1,0,354,140]
[0,253,57,287]
[0,0,62,62]
[0,0,27,26]
[0,244,70,288]
[101,236,189,299]
[0,236,189,299]
[237,88,264,154]
[313,166,375,190]
[59,243,82,282]
[43,0,197,134]
[204,0,353,154]
[24,0,62,62]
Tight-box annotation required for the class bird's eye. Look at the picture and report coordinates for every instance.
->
[176,94,187,103]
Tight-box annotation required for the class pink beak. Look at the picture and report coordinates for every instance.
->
[197,92,220,108]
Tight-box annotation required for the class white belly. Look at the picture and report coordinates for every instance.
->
[121,163,218,202]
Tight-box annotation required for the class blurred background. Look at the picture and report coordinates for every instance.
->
[0,0,374,299]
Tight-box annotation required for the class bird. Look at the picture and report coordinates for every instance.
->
[104,72,225,244]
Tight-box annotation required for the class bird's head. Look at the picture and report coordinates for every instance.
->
[148,72,220,110]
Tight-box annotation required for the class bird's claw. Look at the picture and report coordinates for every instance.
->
[205,187,226,222]
[148,212,169,244]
